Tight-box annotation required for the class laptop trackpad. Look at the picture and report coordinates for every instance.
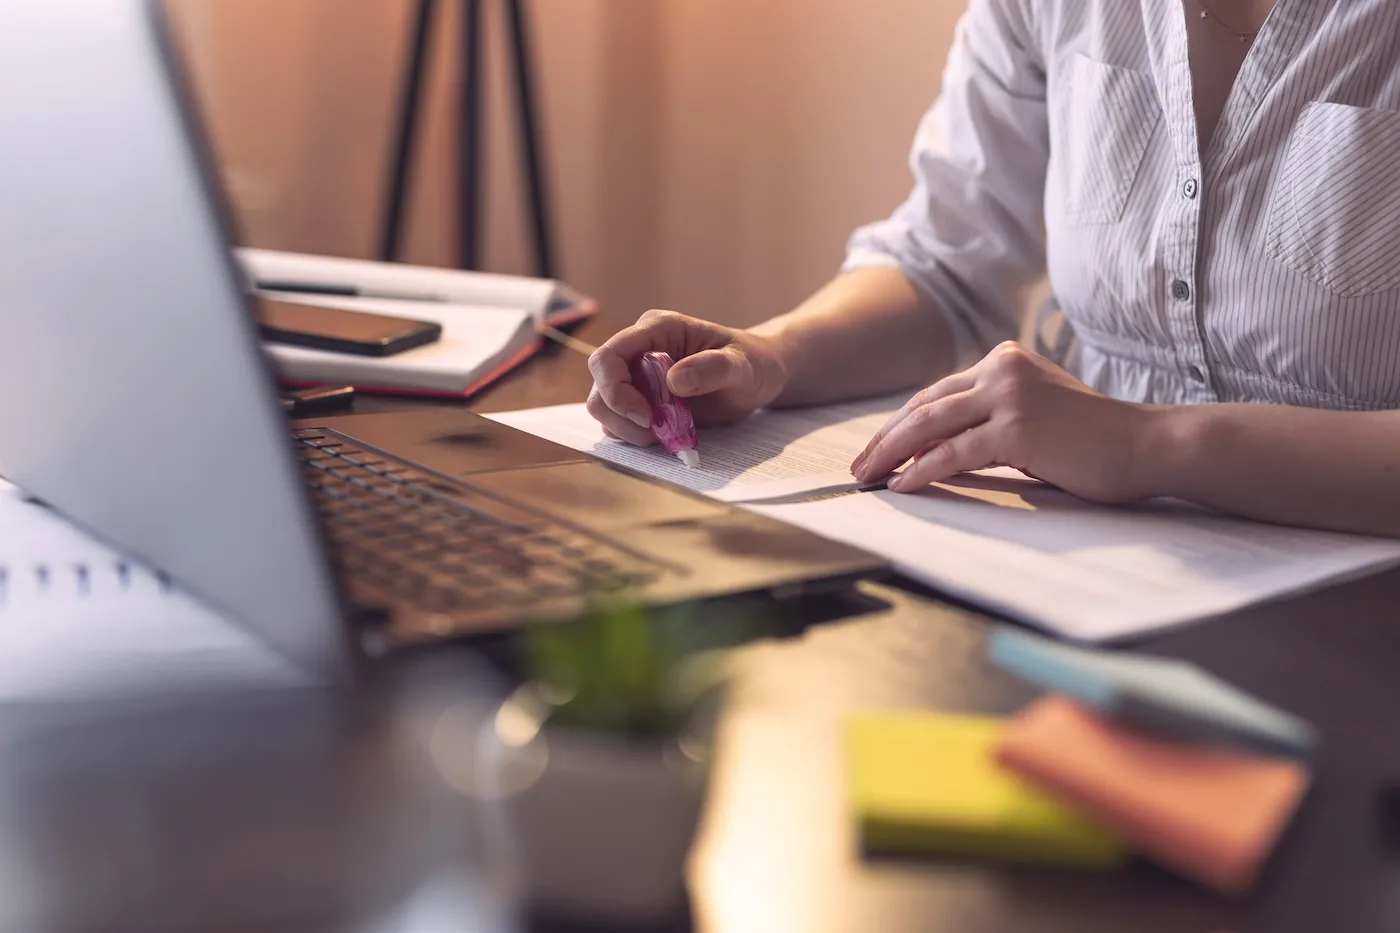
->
[469,462,727,531]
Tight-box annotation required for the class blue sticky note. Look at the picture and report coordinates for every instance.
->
[987,627,1317,759]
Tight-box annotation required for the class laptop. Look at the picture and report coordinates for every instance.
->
[0,0,884,683]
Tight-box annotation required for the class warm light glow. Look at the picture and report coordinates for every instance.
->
[494,698,542,750]
[428,699,549,800]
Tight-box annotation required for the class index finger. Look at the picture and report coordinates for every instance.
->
[853,370,977,470]
[588,319,684,428]
[588,312,697,425]
[853,388,988,482]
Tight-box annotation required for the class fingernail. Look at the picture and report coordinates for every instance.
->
[670,367,698,395]
[851,454,867,477]
[627,407,652,429]
[887,472,908,492]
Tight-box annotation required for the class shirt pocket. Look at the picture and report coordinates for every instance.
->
[1265,101,1400,297]
[1053,54,1161,226]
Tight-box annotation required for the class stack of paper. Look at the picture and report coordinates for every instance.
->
[487,399,1400,641]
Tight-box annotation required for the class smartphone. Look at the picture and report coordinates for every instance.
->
[257,298,442,356]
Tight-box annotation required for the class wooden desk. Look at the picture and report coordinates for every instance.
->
[6,311,1385,932]
[352,311,1400,933]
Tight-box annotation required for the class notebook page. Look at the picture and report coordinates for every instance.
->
[0,480,307,699]
[240,248,558,322]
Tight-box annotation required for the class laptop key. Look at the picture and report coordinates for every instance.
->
[296,438,664,622]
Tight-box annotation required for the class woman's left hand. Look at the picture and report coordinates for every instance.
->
[850,342,1158,504]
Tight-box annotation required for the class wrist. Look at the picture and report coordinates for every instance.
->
[1131,403,1210,500]
[746,318,802,405]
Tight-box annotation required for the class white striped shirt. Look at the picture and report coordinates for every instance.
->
[845,0,1400,410]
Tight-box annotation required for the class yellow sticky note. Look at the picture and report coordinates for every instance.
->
[846,711,1125,868]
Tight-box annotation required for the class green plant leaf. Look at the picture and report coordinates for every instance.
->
[521,593,767,739]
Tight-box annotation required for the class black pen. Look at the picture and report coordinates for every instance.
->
[256,280,449,303]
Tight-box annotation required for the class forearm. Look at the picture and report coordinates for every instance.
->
[749,267,956,407]
[1137,403,1400,536]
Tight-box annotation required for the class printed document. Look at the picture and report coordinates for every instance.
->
[487,395,905,502]
[488,401,1400,641]
[748,472,1400,640]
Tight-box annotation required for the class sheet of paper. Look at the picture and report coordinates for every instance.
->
[488,401,1400,641]
[0,479,309,700]
[749,471,1400,641]
[485,395,905,502]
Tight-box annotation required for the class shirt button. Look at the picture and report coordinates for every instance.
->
[1182,177,1199,200]
[1171,279,1192,301]
[1187,364,1206,383]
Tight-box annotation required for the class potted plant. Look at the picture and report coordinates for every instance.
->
[488,596,743,928]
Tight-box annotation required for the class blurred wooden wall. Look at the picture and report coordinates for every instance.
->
[166,0,966,329]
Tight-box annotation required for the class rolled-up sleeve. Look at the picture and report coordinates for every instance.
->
[844,0,1049,366]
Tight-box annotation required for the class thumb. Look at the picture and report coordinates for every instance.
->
[668,347,751,397]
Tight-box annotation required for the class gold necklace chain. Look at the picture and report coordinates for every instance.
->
[1194,0,1260,44]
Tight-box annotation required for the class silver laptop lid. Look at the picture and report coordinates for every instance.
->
[0,1,350,681]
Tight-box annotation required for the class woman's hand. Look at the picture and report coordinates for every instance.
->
[586,310,789,445]
[851,342,1158,504]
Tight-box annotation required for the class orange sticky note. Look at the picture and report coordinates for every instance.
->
[995,696,1310,894]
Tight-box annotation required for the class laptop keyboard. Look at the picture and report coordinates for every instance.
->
[291,429,661,626]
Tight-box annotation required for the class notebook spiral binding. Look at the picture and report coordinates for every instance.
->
[0,560,171,606]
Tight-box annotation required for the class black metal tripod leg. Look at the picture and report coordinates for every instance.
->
[379,0,437,262]
[505,0,556,279]
[459,0,484,270]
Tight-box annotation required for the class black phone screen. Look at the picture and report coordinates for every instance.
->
[257,298,442,357]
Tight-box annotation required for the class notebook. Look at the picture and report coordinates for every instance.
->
[995,696,1310,894]
[845,711,1125,868]
[238,249,598,398]
[0,478,306,699]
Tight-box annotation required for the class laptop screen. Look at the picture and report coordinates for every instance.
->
[0,0,349,681]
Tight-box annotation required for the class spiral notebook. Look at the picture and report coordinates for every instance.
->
[0,478,305,699]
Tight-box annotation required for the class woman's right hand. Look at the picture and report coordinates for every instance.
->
[586,309,789,445]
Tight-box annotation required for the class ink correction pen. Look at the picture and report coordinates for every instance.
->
[630,351,700,468]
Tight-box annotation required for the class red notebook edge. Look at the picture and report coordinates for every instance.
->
[278,298,599,401]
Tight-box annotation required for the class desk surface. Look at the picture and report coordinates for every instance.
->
[5,314,1382,932]
[350,315,1400,933]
